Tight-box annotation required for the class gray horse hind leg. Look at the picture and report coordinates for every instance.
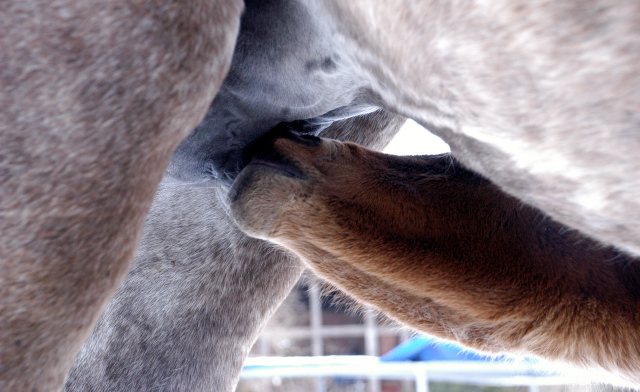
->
[63,111,405,392]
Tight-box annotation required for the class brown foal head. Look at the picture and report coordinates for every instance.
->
[230,134,456,241]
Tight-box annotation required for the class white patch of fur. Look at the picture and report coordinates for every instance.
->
[460,125,612,216]
[461,125,577,177]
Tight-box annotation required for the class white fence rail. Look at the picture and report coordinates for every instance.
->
[241,356,588,392]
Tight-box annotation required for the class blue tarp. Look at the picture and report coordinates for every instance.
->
[380,336,496,362]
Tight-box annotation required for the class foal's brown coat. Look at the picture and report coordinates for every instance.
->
[230,137,640,386]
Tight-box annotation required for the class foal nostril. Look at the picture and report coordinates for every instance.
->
[225,120,323,186]
[241,122,321,165]
[265,122,323,147]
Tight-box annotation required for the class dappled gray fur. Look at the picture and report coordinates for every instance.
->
[64,110,404,392]
[63,183,303,392]
[4,0,640,390]
[170,0,640,256]
[0,1,242,391]
[166,0,380,185]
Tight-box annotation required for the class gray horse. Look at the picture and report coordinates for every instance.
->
[2,0,639,391]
